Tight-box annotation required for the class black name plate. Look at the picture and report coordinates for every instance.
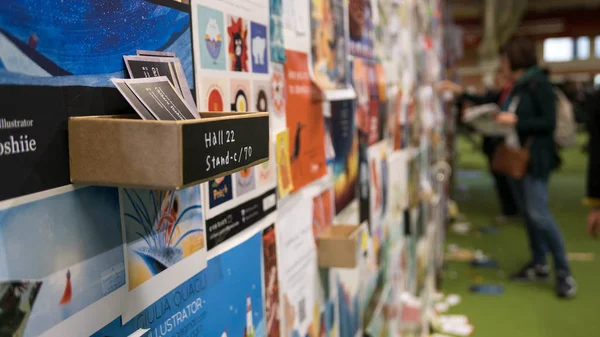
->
[181,115,269,184]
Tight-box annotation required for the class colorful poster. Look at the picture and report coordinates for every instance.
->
[202,77,228,112]
[311,0,348,90]
[254,80,270,112]
[209,175,233,208]
[270,0,286,63]
[0,186,125,337]
[195,5,226,70]
[230,79,251,112]
[120,186,207,322]
[312,187,335,240]
[92,232,264,337]
[251,22,269,74]
[276,196,318,337]
[257,143,277,188]
[331,100,359,214]
[348,0,375,59]
[276,130,294,198]
[284,50,328,192]
[235,167,257,197]
[227,15,250,72]
[262,225,281,337]
[271,63,287,132]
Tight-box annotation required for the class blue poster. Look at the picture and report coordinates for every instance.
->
[269,0,285,63]
[0,0,192,87]
[209,175,233,208]
[196,5,226,70]
[0,186,125,337]
[92,232,265,337]
[250,22,268,74]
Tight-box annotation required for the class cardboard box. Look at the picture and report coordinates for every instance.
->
[68,112,269,189]
[317,225,362,268]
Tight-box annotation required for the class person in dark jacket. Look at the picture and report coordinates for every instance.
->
[438,68,518,221]
[584,90,600,237]
[496,37,576,298]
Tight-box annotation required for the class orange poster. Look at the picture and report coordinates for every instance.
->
[284,50,327,192]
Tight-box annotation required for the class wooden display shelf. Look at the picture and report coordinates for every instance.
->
[316,225,362,268]
[68,111,269,190]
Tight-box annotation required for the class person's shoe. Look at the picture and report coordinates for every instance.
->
[556,275,577,298]
[510,262,550,282]
[493,214,518,225]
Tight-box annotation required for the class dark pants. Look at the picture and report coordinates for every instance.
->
[508,175,570,275]
[484,137,518,216]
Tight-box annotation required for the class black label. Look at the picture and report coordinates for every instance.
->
[0,85,129,201]
[205,188,277,250]
[182,115,269,184]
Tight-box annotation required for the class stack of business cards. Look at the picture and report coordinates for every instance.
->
[122,50,197,116]
[112,76,197,120]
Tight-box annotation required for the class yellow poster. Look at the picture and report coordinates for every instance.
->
[276,129,294,197]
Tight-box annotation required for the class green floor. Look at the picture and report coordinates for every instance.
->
[443,135,600,337]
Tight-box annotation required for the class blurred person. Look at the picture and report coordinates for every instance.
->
[438,68,518,222]
[584,89,600,237]
[496,36,576,298]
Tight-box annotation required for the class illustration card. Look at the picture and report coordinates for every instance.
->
[257,142,277,188]
[120,185,207,322]
[235,167,257,197]
[208,175,233,208]
[254,80,270,112]
[251,21,269,74]
[310,0,348,90]
[201,77,228,112]
[125,77,197,120]
[230,79,251,112]
[270,0,286,63]
[271,63,287,131]
[312,187,334,239]
[196,5,227,70]
[276,129,294,198]
[227,15,250,72]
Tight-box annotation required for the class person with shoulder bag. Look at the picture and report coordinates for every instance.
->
[493,37,576,298]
